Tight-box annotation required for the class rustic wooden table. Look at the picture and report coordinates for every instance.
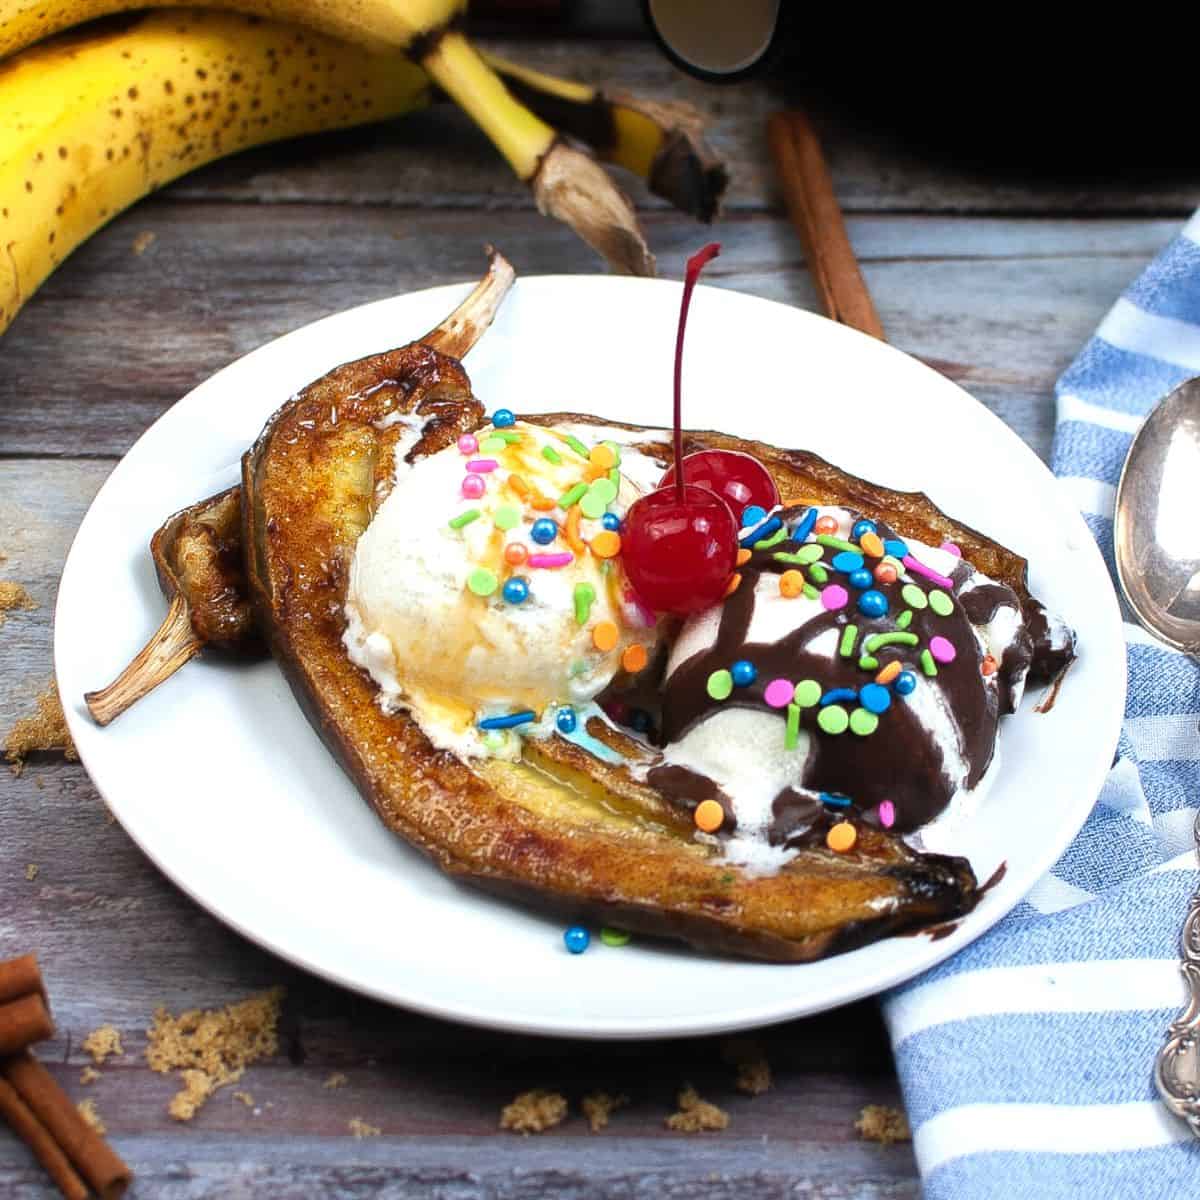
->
[1,14,1194,1197]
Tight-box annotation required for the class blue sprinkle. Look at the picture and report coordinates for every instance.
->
[792,507,818,542]
[741,504,768,530]
[859,683,892,714]
[502,577,529,605]
[858,589,889,618]
[831,550,865,573]
[530,517,558,545]
[848,568,873,590]
[564,925,590,954]
[820,687,858,707]
[852,519,877,541]
[555,706,578,734]
[491,408,516,428]
[630,708,652,733]
[478,710,536,730]
[884,538,909,558]
[731,660,757,687]
[741,515,782,548]
[819,792,852,809]
[601,512,621,532]
[894,671,918,696]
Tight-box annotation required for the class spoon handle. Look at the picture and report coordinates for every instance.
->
[1155,809,1200,1135]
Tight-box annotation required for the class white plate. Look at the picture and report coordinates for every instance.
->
[56,276,1126,1039]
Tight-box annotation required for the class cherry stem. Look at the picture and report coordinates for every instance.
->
[673,242,721,501]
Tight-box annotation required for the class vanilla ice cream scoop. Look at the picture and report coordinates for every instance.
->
[343,418,664,759]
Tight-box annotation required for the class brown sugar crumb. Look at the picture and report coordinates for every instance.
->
[76,1098,106,1135]
[82,1024,124,1065]
[79,1067,99,1085]
[0,581,36,628]
[233,1091,254,1108]
[855,1104,911,1146]
[499,1089,568,1134]
[348,1117,381,1139]
[145,986,283,1121]
[24,863,38,881]
[581,1091,628,1132]
[5,682,77,774]
[722,1038,773,1096]
[323,1072,348,1089]
[665,1085,729,1133]
[131,230,156,255]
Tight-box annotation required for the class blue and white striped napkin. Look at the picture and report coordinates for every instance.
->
[882,213,1200,1198]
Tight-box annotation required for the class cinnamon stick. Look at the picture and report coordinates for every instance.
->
[0,992,54,1056]
[767,111,884,340]
[0,953,47,1006]
[0,1075,88,1200]
[2,1053,131,1200]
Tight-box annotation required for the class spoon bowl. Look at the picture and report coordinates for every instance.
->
[1113,376,1200,655]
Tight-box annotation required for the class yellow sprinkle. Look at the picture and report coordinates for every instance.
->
[779,569,805,598]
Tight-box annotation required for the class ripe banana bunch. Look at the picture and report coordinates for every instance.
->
[0,0,729,337]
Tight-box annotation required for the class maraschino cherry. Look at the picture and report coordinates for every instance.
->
[660,448,780,520]
[622,244,740,615]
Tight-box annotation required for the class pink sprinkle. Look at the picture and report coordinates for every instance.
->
[457,434,478,455]
[528,552,574,569]
[940,541,962,558]
[467,458,498,473]
[903,554,955,590]
[763,679,795,708]
[878,800,896,829]
[461,474,486,499]
[930,635,957,664]
[820,584,849,612]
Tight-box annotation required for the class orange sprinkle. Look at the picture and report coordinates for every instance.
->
[530,491,556,511]
[981,654,998,676]
[814,515,839,535]
[779,569,805,598]
[583,462,607,482]
[875,661,902,685]
[504,542,529,566]
[694,799,725,834]
[589,443,617,470]
[873,562,899,585]
[592,621,619,652]
[860,531,885,558]
[723,572,742,598]
[590,530,621,559]
[507,474,530,499]
[564,505,585,554]
[621,643,648,674]
[826,822,857,853]
[736,548,752,566]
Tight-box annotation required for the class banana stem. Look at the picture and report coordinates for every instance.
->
[421,247,515,359]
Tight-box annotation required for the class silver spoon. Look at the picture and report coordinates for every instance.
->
[1116,378,1200,1131]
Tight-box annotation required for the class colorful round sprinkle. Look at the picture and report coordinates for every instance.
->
[564,925,590,954]
[940,541,962,557]
[894,670,917,696]
[858,589,888,618]
[884,538,908,558]
[851,519,877,540]
[630,708,651,733]
[741,504,768,529]
[479,435,506,454]
[878,800,896,829]
[779,569,805,598]
[981,654,998,676]
[556,706,578,734]
[706,669,733,701]
[468,567,498,596]
[590,478,618,505]
[580,492,607,520]
[814,515,839,535]
[590,443,617,470]
[530,518,558,545]
[494,503,521,531]
[859,683,892,714]
[491,408,516,428]
[850,707,879,736]
[461,474,486,499]
[502,576,529,605]
[504,542,529,566]
[860,531,885,558]
[600,926,631,947]
[930,635,957,663]
[601,512,621,532]
[593,621,619,652]
[764,678,795,708]
[622,643,648,673]
[821,584,849,612]
[901,584,927,609]
[457,433,478,454]
[848,568,873,590]
[874,561,899,585]
[818,705,849,734]
[590,530,621,559]
[929,589,954,616]
[832,550,865,573]
[793,679,821,708]
[827,822,857,852]
[731,660,757,687]
[694,798,725,833]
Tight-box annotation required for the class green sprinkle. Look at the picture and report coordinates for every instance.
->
[483,730,507,752]
[774,543,823,566]
[720,873,735,885]
[785,702,801,749]
[496,430,522,443]
[569,659,588,677]
[929,589,954,616]
[921,648,938,676]
[864,631,920,653]
[858,655,879,671]
[754,527,788,550]
[707,669,733,701]
[541,444,563,465]
[896,609,913,630]
[559,482,588,509]
[573,581,596,625]
[603,440,622,465]
[808,563,828,584]
[793,679,821,708]
[590,478,618,504]
[609,466,621,488]
[850,707,879,736]
[803,583,819,599]
[449,508,481,530]
[580,492,607,520]
[467,567,498,596]
[901,584,927,610]
[479,435,506,454]
[818,705,849,735]
[839,624,858,658]
[564,434,589,458]
[493,504,521,531]
[600,927,631,947]
[816,534,857,553]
